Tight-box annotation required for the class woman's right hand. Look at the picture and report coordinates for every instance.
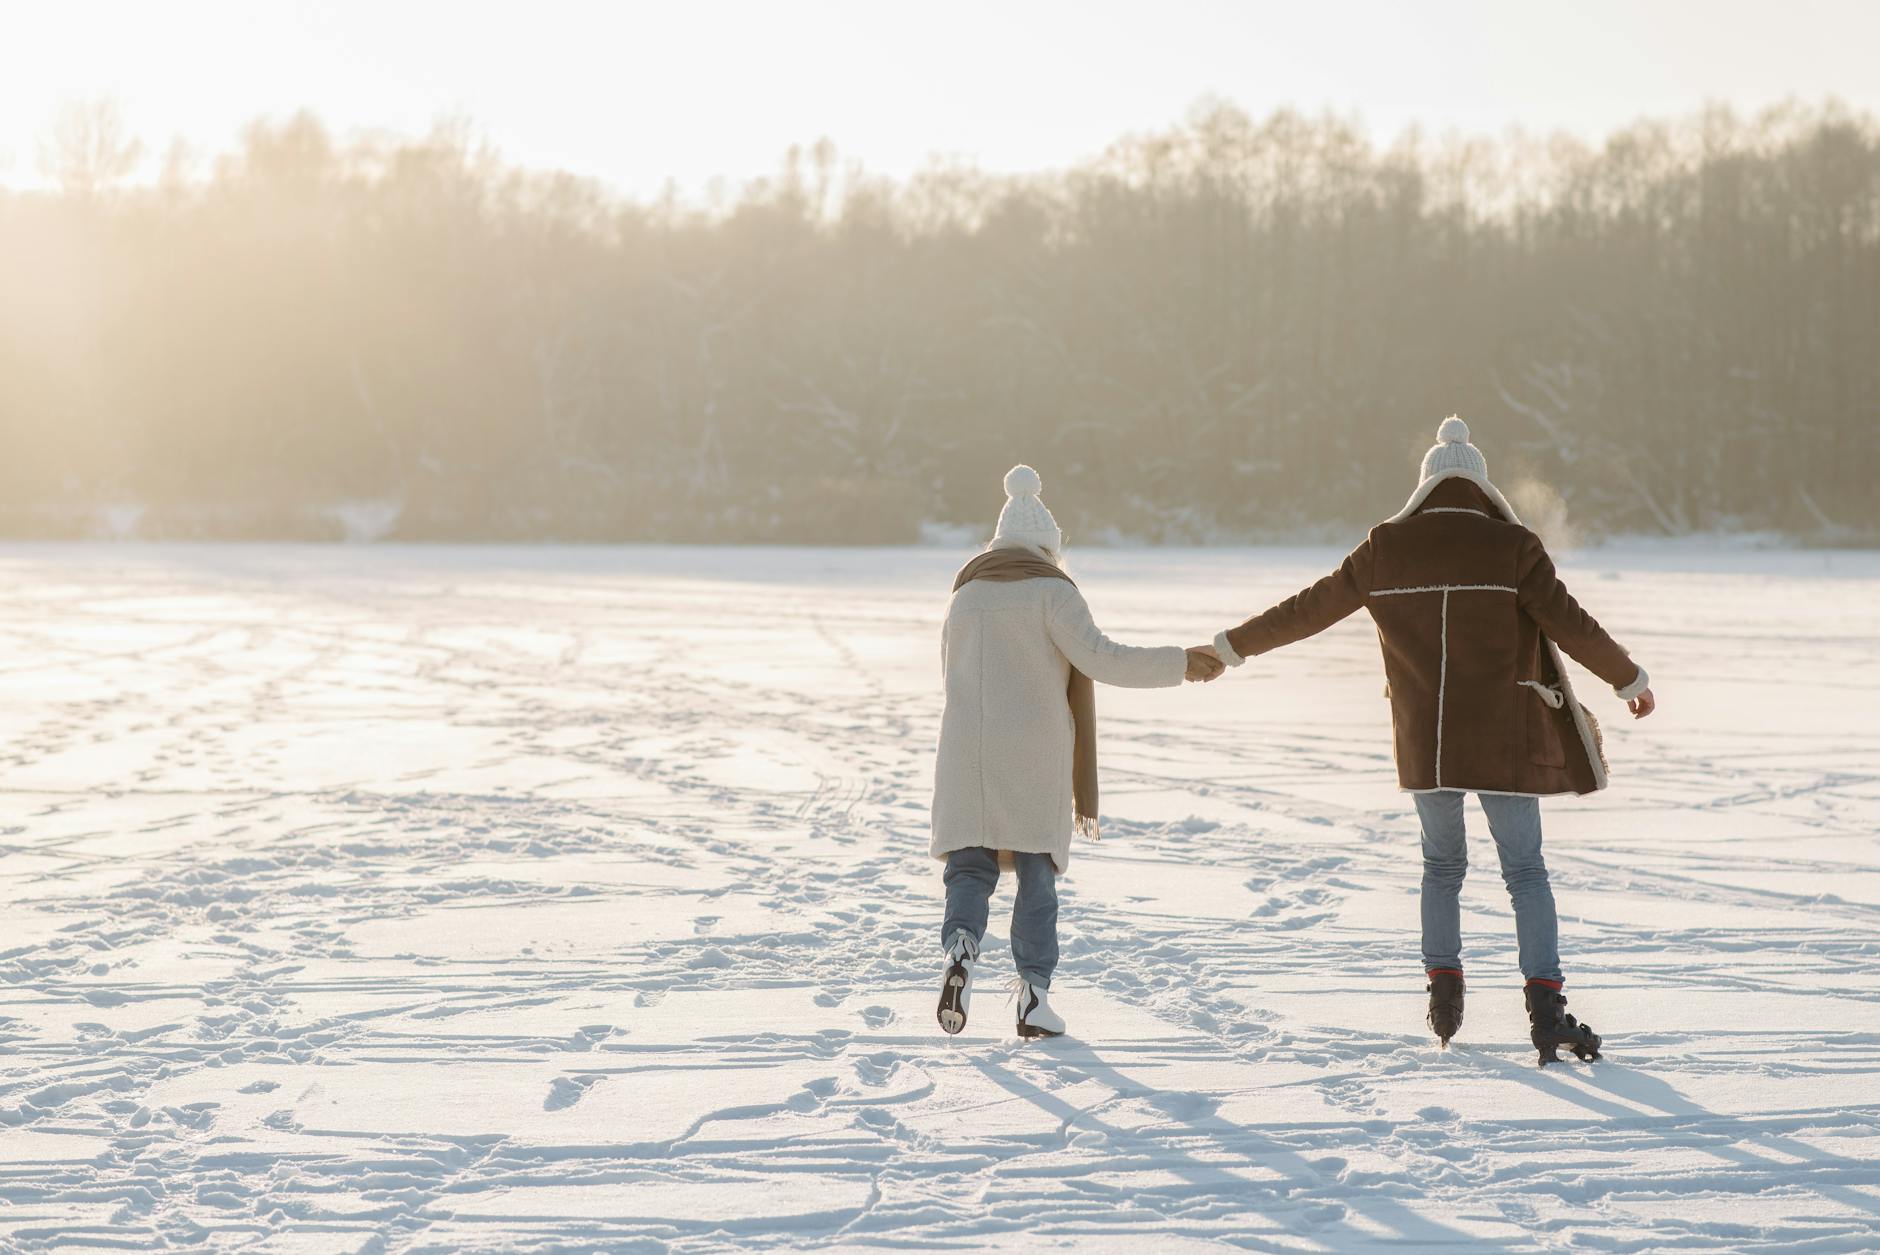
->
[1185,646,1224,683]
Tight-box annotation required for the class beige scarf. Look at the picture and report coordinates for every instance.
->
[952,549,1100,839]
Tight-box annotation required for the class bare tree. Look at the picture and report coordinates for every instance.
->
[38,98,144,199]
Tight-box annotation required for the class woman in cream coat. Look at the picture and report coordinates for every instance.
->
[932,466,1220,1038]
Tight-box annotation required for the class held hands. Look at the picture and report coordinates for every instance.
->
[1184,633,1650,716]
[1184,644,1224,683]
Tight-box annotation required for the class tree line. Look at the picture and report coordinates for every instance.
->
[1,99,1875,543]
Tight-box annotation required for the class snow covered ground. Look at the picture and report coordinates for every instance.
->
[3,541,1878,1253]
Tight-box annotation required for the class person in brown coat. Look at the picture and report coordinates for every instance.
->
[1205,417,1656,1064]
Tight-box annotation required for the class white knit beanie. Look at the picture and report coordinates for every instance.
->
[991,465,1062,552]
[1419,416,1488,483]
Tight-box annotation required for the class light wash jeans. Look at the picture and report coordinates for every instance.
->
[1414,790,1563,983]
[941,847,1058,988]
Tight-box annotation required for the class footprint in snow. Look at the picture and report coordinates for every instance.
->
[545,1075,602,1111]
[860,1005,893,1027]
[564,1024,617,1050]
[238,1079,281,1094]
[854,1052,901,1086]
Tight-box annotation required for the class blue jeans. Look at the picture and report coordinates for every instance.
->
[1414,791,1562,983]
[941,848,1059,988]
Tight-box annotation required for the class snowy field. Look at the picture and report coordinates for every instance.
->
[3,541,1879,1254]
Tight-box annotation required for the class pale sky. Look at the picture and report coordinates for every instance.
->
[2,0,1874,199]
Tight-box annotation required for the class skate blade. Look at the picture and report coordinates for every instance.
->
[936,966,968,1035]
[1538,1043,1602,1065]
[1015,1022,1062,1039]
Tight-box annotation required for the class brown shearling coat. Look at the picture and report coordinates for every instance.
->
[1220,472,1646,796]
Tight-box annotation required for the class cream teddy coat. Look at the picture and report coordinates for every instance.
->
[930,570,1186,873]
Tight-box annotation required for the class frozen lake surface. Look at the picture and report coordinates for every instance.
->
[3,542,1878,1252]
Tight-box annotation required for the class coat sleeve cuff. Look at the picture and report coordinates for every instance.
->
[1166,645,1193,685]
[1213,630,1246,667]
[1614,666,1649,702]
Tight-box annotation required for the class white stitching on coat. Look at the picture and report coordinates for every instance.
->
[1423,507,1490,516]
[1435,589,1450,787]
[1370,581,1513,790]
[1370,583,1516,597]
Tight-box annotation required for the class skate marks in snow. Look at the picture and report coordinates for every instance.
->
[1,543,1878,1251]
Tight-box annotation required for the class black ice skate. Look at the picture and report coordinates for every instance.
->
[936,933,976,1035]
[1525,982,1601,1065]
[1426,969,1465,1046]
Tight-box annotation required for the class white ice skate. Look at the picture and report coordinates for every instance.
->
[1011,978,1066,1039]
[936,933,977,1035]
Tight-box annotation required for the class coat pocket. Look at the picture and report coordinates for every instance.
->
[1522,682,1568,768]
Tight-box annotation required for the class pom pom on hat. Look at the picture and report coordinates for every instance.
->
[1436,416,1471,445]
[1004,464,1042,498]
